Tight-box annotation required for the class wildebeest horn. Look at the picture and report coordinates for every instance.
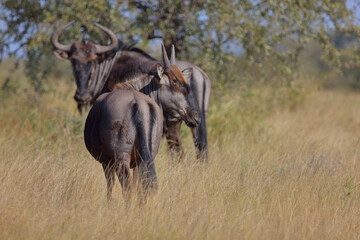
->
[161,43,171,69]
[170,44,176,65]
[51,21,74,52]
[93,23,118,54]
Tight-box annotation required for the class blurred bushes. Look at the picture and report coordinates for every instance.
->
[0,1,359,141]
[1,0,360,92]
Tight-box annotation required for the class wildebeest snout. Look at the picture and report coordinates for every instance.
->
[184,109,201,128]
[74,90,92,104]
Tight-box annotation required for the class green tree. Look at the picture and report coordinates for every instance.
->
[0,0,359,89]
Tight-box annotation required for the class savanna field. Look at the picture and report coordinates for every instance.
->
[0,61,360,239]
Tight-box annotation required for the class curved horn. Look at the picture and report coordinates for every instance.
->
[170,44,176,64]
[51,21,74,52]
[161,43,171,69]
[93,23,118,54]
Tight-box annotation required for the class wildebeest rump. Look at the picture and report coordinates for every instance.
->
[85,90,163,198]
[84,55,201,198]
[51,22,210,160]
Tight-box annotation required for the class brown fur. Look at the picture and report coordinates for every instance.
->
[166,65,188,84]
[69,42,98,62]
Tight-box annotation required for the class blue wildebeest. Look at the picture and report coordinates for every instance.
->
[51,22,210,160]
[84,47,200,199]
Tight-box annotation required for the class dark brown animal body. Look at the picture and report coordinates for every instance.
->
[84,48,201,198]
[106,46,206,160]
[51,22,210,160]
[85,90,163,197]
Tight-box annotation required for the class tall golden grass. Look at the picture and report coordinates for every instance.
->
[0,68,359,239]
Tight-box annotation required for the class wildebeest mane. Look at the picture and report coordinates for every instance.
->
[106,41,163,93]
[89,50,122,101]
[88,40,159,101]
[117,40,158,62]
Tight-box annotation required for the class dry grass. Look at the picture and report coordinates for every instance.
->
[0,74,360,239]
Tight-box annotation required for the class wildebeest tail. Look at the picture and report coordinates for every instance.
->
[192,71,209,160]
[194,110,208,159]
[131,102,157,191]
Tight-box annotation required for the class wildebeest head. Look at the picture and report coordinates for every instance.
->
[156,44,201,128]
[51,22,118,105]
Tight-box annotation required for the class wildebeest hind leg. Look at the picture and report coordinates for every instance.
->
[138,158,157,195]
[102,162,115,201]
[115,155,132,199]
[131,151,139,190]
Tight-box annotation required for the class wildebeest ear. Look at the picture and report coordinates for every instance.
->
[52,49,69,60]
[182,68,193,83]
[156,64,167,85]
[156,64,164,78]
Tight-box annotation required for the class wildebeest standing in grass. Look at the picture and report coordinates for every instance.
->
[84,47,200,199]
[51,22,210,160]
[85,90,163,199]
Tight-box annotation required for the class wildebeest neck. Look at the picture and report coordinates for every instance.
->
[107,50,160,88]
[112,74,162,106]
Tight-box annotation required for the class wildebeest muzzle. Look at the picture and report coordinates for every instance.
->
[183,109,201,128]
[74,90,93,104]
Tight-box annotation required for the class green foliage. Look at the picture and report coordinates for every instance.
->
[0,83,84,148]
[0,0,359,91]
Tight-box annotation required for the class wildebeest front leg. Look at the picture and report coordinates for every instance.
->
[164,121,184,161]
[102,162,115,201]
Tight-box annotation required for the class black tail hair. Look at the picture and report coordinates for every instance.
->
[194,115,208,159]
[131,102,157,191]
[192,73,208,160]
